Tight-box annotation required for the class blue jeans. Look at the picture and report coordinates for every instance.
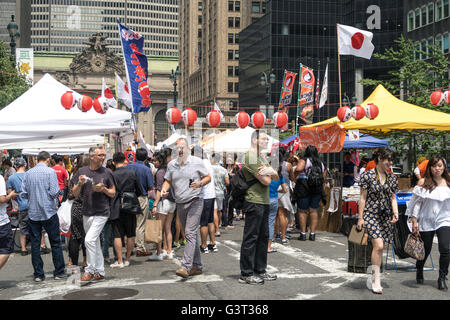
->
[28,214,65,278]
[268,198,279,240]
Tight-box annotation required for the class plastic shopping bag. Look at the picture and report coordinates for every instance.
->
[58,199,73,234]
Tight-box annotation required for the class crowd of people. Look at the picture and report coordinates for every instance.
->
[0,134,449,295]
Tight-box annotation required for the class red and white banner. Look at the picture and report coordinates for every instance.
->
[319,63,328,109]
[337,24,374,60]
[278,70,297,110]
[115,73,132,110]
[102,78,117,108]
[297,65,315,107]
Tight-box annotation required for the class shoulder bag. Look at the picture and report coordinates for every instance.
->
[348,225,368,246]
[120,192,143,215]
[404,232,425,260]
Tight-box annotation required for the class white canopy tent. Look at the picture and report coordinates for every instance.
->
[22,148,90,156]
[201,127,279,153]
[0,135,104,150]
[0,73,132,145]
[155,132,184,150]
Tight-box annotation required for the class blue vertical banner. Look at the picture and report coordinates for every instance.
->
[117,20,151,113]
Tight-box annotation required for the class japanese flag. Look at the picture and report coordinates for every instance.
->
[337,24,374,60]
[102,78,117,108]
[115,73,132,110]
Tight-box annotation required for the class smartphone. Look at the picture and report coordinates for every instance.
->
[189,178,194,188]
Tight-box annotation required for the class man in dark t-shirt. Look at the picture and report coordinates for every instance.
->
[72,146,116,282]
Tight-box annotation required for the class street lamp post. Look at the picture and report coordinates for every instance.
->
[7,15,20,61]
[260,71,276,116]
[169,66,181,108]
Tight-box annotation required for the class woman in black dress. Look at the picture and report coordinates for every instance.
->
[67,154,90,268]
[357,148,399,294]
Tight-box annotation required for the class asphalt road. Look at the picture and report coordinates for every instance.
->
[0,218,448,302]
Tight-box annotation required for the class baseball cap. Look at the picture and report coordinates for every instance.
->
[14,158,27,167]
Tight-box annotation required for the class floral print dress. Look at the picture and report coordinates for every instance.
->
[360,169,398,243]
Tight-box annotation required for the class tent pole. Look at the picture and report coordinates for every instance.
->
[413,133,417,170]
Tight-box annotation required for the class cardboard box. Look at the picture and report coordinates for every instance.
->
[398,177,411,191]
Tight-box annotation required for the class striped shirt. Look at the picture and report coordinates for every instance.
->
[21,163,60,221]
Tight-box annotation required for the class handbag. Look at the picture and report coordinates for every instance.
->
[348,225,368,246]
[145,216,162,243]
[120,192,143,215]
[57,199,73,234]
[404,232,425,260]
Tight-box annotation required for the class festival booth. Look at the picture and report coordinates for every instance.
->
[155,132,184,150]
[302,84,450,268]
[0,73,132,146]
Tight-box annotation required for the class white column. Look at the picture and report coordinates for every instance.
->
[355,68,364,103]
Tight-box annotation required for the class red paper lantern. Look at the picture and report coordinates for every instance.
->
[364,103,379,120]
[206,110,221,128]
[443,89,450,104]
[235,111,250,129]
[77,95,93,112]
[182,108,197,126]
[61,91,75,110]
[430,90,444,106]
[251,111,266,128]
[93,96,109,114]
[337,105,352,122]
[273,111,288,128]
[166,107,181,124]
[351,105,366,121]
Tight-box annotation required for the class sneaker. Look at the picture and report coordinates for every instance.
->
[257,272,277,281]
[309,233,316,241]
[239,275,264,285]
[180,239,186,246]
[165,252,174,260]
[200,246,209,254]
[34,276,45,282]
[176,267,189,279]
[285,233,291,239]
[173,241,181,248]
[54,274,66,281]
[161,250,168,259]
[281,238,289,245]
[110,261,124,268]
[80,272,95,282]
[298,233,307,241]
[148,252,164,261]
[93,273,105,281]
[208,244,218,252]
[123,260,130,267]
[189,267,203,276]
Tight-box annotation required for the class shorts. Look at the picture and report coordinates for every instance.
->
[297,194,321,211]
[111,214,137,238]
[214,196,224,211]
[18,210,29,236]
[0,223,14,255]
[157,199,176,215]
[200,198,215,227]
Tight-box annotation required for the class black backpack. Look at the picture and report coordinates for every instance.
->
[306,160,324,194]
[230,169,257,210]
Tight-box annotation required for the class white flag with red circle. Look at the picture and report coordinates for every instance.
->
[115,73,132,110]
[337,24,374,60]
[102,78,117,108]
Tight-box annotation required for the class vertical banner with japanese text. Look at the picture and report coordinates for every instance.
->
[278,70,297,110]
[297,65,315,125]
[118,21,151,113]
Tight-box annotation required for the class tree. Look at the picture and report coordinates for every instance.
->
[361,36,450,169]
[0,41,30,110]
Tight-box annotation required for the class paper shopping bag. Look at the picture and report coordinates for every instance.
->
[145,218,162,243]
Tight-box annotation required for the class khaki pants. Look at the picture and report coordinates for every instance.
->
[135,196,149,252]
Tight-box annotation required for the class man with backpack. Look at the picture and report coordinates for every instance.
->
[237,130,279,285]
[293,145,326,241]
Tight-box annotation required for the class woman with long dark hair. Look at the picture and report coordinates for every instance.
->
[293,145,326,241]
[357,148,399,294]
[406,155,450,291]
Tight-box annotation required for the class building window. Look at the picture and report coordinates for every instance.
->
[235,17,240,28]
[198,15,202,24]
[428,3,434,24]
[252,17,259,23]
[408,11,414,31]
[228,82,233,93]
[252,1,260,13]
[235,82,239,93]
[415,43,421,60]
[422,6,427,25]
[235,50,239,60]
[421,41,427,59]
[198,1,203,11]
[228,17,234,28]
[436,0,443,20]
[228,66,234,77]
[235,33,239,44]
[228,49,234,60]
[436,35,443,52]
[228,1,233,11]
[235,66,239,76]
[444,34,449,54]
[228,33,234,44]
[235,1,240,12]
[444,0,449,18]
[198,29,202,38]
[282,24,289,35]
[262,2,267,13]
[415,9,421,28]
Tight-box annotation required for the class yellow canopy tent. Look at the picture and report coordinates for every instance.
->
[303,84,450,133]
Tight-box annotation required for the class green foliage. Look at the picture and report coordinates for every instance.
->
[0,41,31,110]
[278,130,293,141]
[361,36,450,168]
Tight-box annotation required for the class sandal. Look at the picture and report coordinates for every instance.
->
[267,249,277,253]
[371,266,383,294]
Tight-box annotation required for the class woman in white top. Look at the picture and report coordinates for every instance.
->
[406,155,450,291]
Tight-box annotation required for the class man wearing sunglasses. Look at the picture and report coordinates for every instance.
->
[72,146,116,282]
